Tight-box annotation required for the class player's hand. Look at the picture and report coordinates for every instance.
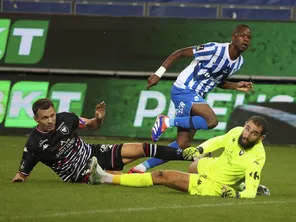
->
[235,81,254,94]
[221,185,239,198]
[11,173,25,183]
[95,101,106,120]
[147,74,160,90]
[182,147,200,161]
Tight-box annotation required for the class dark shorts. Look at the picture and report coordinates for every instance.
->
[91,143,124,171]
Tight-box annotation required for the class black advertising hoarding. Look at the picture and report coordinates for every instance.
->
[1,12,296,77]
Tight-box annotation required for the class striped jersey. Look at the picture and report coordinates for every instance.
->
[174,42,244,97]
[18,112,92,182]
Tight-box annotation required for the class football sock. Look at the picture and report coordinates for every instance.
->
[133,141,180,172]
[142,143,184,160]
[169,116,208,130]
[103,173,153,187]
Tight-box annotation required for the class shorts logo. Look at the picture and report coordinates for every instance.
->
[194,96,199,101]
[100,144,114,153]
[176,101,185,115]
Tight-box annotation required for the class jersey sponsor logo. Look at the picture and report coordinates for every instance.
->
[197,69,210,78]
[60,140,67,147]
[56,137,76,158]
[249,171,260,180]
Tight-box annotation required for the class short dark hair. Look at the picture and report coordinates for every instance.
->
[32,98,54,116]
[233,24,250,34]
[246,116,268,135]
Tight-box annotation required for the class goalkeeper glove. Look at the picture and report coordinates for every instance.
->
[221,185,240,198]
[182,147,200,161]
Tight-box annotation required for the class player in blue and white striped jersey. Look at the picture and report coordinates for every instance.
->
[129,24,254,173]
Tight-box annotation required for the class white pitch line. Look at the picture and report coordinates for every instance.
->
[1,200,296,220]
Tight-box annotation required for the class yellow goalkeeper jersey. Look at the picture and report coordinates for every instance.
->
[199,127,266,198]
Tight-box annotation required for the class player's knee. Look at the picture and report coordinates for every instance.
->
[151,170,169,184]
[207,119,218,129]
[188,161,199,174]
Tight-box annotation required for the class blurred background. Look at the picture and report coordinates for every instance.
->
[0,0,295,144]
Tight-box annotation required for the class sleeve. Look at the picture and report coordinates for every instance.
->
[63,112,80,130]
[192,42,216,61]
[239,161,263,199]
[198,132,230,153]
[18,144,39,176]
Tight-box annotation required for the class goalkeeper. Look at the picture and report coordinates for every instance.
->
[90,116,268,198]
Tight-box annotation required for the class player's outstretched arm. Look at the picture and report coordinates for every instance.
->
[147,47,194,89]
[79,101,106,130]
[11,172,27,183]
[218,81,254,94]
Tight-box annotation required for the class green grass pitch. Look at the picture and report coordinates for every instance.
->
[1,135,296,222]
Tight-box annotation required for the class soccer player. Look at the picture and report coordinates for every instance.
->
[129,24,254,173]
[11,98,200,183]
[90,116,268,198]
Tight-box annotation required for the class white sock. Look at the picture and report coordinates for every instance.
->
[164,117,170,127]
[100,173,113,183]
[133,164,147,172]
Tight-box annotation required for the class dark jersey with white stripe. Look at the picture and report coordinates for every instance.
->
[18,112,92,182]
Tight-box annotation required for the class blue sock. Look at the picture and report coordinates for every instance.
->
[142,141,180,170]
[172,116,208,130]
